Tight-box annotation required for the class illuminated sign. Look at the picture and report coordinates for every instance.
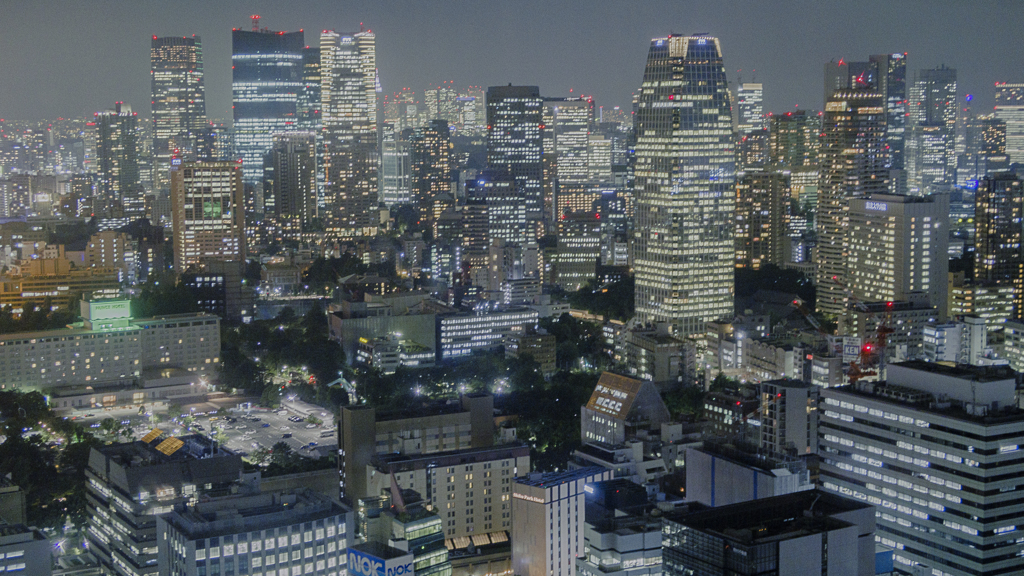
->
[865,201,888,212]
[347,549,414,576]
[171,158,182,166]
[513,492,545,504]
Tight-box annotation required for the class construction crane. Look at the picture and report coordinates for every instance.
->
[789,297,829,337]
[828,276,895,384]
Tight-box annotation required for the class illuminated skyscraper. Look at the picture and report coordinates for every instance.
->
[409,119,452,222]
[734,170,790,270]
[150,35,206,192]
[320,29,379,237]
[262,133,316,238]
[994,82,1024,164]
[231,22,305,184]
[736,83,764,134]
[869,53,907,170]
[171,160,246,273]
[95,101,144,217]
[544,97,592,184]
[380,123,412,208]
[907,66,957,194]
[975,173,1024,318]
[815,90,888,317]
[633,35,736,337]
[487,85,544,226]
[424,81,458,124]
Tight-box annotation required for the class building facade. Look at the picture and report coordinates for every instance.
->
[633,35,736,337]
[171,161,246,273]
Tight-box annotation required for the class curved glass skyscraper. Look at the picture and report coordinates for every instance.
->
[633,35,736,337]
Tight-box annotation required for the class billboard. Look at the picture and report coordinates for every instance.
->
[347,548,414,576]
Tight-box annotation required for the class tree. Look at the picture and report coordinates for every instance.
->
[305,415,323,426]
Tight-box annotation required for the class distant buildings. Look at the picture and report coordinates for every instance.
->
[150,35,206,192]
[170,160,246,273]
[994,82,1024,164]
[486,85,544,226]
[975,172,1023,319]
[95,102,143,217]
[231,25,305,184]
[907,66,957,195]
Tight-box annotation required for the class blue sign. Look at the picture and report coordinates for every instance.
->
[348,548,414,576]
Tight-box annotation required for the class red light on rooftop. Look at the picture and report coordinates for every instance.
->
[736,401,741,406]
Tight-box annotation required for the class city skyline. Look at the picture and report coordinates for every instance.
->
[2,0,1023,121]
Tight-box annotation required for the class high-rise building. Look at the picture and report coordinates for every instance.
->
[379,124,412,208]
[736,82,765,134]
[486,85,544,225]
[545,97,592,185]
[846,193,949,323]
[975,172,1024,318]
[511,467,611,576]
[95,101,144,217]
[320,30,379,237]
[734,170,790,269]
[171,160,246,273]
[994,82,1024,164]
[409,119,452,221]
[424,81,458,124]
[231,23,305,184]
[263,132,317,237]
[556,212,601,291]
[820,361,1024,575]
[815,90,888,317]
[633,35,736,337]
[907,66,957,194]
[869,53,908,170]
[150,36,206,192]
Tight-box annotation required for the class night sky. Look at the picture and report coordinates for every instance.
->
[1,0,1021,121]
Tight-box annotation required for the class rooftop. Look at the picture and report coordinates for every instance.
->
[349,541,409,561]
[665,489,871,545]
[515,466,607,488]
[159,489,343,540]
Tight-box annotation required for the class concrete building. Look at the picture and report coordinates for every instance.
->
[511,467,611,576]
[0,522,51,576]
[949,281,1014,332]
[156,488,352,576]
[759,379,819,456]
[170,161,245,274]
[337,394,495,503]
[436,307,538,361]
[621,324,687,385]
[734,170,790,270]
[844,297,938,362]
[575,480,663,576]
[820,361,1024,575]
[504,329,556,377]
[367,443,529,539]
[0,257,120,316]
[580,372,671,446]
[0,298,219,402]
[923,315,1007,366]
[662,490,877,576]
[556,212,602,291]
[684,441,814,507]
[85,434,243,576]
[845,193,949,325]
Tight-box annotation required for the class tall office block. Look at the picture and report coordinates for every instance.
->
[511,467,611,576]
[820,362,1024,575]
[633,35,736,337]
[150,36,206,192]
[994,83,1024,164]
[95,101,144,217]
[907,66,957,194]
[171,161,246,273]
[321,30,379,237]
[263,133,317,236]
[556,212,601,291]
[231,24,305,184]
[736,82,765,134]
[958,116,1009,185]
[869,53,908,170]
[424,81,458,124]
[735,170,790,270]
[815,90,888,317]
[380,124,412,208]
[409,119,452,221]
[545,97,592,184]
[486,86,544,225]
[847,193,949,321]
[975,173,1024,319]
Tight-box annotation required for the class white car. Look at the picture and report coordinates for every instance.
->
[281,426,290,431]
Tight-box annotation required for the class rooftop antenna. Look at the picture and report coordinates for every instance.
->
[251,14,261,32]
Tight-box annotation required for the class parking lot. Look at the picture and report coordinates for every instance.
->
[69,398,336,461]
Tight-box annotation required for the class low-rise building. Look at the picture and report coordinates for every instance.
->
[576,480,663,576]
[580,373,671,446]
[0,522,51,576]
[504,329,556,376]
[684,440,814,507]
[437,307,539,360]
[662,490,877,576]
[156,488,353,576]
